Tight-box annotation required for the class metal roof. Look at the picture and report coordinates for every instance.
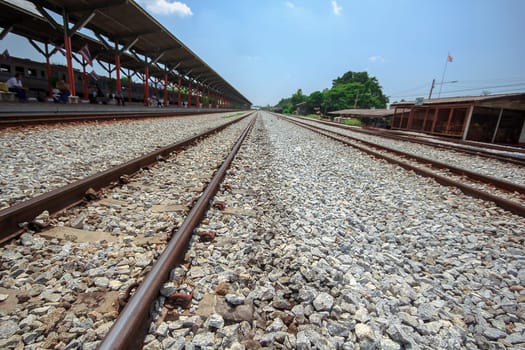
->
[328,108,394,117]
[0,0,251,106]
[391,93,525,108]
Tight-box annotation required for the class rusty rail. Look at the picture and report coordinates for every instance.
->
[285,117,525,218]
[0,113,252,244]
[0,109,240,128]
[98,114,256,350]
[297,116,525,166]
[0,109,242,129]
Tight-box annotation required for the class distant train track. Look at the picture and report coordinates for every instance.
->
[299,116,525,166]
[280,114,525,217]
[0,109,238,128]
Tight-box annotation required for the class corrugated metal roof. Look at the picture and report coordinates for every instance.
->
[0,0,251,106]
[391,93,525,107]
[328,108,394,117]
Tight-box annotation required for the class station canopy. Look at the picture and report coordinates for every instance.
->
[0,0,251,106]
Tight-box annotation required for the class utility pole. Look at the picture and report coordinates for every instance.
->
[428,79,435,99]
[428,79,458,99]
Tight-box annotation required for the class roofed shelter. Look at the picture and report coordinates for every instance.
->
[0,0,251,108]
[328,108,394,128]
[391,93,525,145]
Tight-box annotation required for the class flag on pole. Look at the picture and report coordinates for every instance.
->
[78,44,93,66]
[447,53,453,62]
[1,49,10,60]
[89,70,99,81]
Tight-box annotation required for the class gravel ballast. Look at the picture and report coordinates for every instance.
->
[145,112,524,349]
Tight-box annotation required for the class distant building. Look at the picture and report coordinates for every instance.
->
[390,93,525,144]
[295,102,308,115]
[328,108,394,128]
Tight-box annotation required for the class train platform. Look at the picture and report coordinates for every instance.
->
[0,100,228,117]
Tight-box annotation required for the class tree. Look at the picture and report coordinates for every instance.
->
[291,89,307,107]
[274,70,389,115]
[306,91,323,114]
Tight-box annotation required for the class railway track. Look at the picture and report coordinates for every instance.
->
[0,113,255,349]
[1,112,523,349]
[0,109,237,129]
[0,113,253,242]
[132,112,524,349]
[299,116,525,166]
[281,115,525,217]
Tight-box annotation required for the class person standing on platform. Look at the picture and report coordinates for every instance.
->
[6,73,27,101]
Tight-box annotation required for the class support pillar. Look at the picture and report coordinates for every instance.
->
[462,105,474,141]
[45,44,53,98]
[163,72,168,107]
[144,64,149,106]
[177,78,181,107]
[195,84,200,108]
[82,64,88,99]
[63,11,76,97]
[187,81,192,107]
[127,69,132,103]
[115,53,121,94]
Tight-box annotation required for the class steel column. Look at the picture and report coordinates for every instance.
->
[187,81,191,107]
[128,69,132,103]
[163,72,168,107]
[45,44,53,98]
[177,78,181,107]
[144,65,149,106]
[115,54,121,94]
[82,64,88,99]
[63,10,76,97]
[491,108,504,143]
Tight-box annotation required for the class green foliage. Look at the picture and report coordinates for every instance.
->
[275,70,389,115]
[291,89,307,106]
[342,118,362,126]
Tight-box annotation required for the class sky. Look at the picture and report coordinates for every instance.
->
[2,0,525,106]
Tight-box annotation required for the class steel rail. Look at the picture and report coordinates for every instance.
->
[285,117,525,218]
[297,116,525,166]
[98,114,257,350]
[287,117,525,195]
[0,110,239,128]
[0,113,252,244]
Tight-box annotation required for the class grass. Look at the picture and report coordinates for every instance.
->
[342,118,362,126]
[302,114,321,119]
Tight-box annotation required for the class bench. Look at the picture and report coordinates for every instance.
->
[0,91,16,102]
[68,96,80,104]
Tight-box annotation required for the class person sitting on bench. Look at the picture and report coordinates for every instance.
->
[6,73,27,101]
[53,80,70,103]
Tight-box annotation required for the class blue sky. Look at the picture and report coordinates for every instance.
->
[3,0,525,106]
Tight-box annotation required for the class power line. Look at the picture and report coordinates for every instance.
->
[389,82,525,100]
[439,82,525,94]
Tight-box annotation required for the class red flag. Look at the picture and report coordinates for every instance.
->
[78,44,93,66]
[447,53,453,62]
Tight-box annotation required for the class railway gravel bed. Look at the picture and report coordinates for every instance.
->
[286,119,525,209]
[292,117,525,187]
[0,112,244,210]
[142,112,524,349]
[0,116,254,349]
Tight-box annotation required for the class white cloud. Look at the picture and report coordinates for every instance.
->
[369,55,385,63]
[139,0,192,16]
[331,1,342,16]
[285,1,295,9]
